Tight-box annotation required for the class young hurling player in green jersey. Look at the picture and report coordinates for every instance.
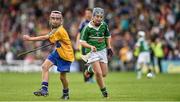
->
[80,7,113,98]
[135,31,154,79]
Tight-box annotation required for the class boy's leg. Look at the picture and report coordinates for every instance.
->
[60,72,69,100]
[34,59,53,96]
[82,61,90,82]
[136,53,145,79]
[92,61,104,88]
[77,59,89,82]
[81,52,95,82]
[146,62,155,78]
[92,61,108,98]
[84,64,95,82]
[99,62,108,77]
[99,62,108,97]
[136,63,143,79]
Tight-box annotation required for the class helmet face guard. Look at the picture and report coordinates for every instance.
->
[50,11,62,18]
[49,11,63,28]
[92,7,104,26]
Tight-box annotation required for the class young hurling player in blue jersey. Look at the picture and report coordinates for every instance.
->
[23,11,74,100]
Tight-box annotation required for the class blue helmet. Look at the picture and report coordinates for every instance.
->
[92,7,104,16]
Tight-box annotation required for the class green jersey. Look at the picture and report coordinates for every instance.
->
[80,21,111,53]
[136,37,149,52]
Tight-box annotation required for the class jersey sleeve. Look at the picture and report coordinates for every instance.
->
[80,26,88,42]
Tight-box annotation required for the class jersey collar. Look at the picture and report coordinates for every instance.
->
[88,21,103,30]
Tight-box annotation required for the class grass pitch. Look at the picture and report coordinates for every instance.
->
[0,72,180,101]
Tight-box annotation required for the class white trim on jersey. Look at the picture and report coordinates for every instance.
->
[87,21,103,30]
[89,36,104,38]
[79,40,87,42]
[105,36,111,38]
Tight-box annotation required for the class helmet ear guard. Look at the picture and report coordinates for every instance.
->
[92,7,104,16]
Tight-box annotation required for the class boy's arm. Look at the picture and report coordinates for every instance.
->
[79,25,97,52]
[106,37,113,57]
[75,33,80,50]
[104,23,113,57]
[104,22,112,49]
[106,37,112,49]
[80,41,96,52]
[23,34,49,41]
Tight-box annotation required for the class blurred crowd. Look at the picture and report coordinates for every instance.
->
[0,0,180,71]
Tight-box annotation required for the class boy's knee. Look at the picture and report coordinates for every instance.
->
[60,76,65,81]
[102,73,107,77]
[60,73,66,81]
[95,72,103,78]
[42,64,49,71]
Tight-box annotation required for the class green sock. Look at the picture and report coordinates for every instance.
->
[100,87,107,93]
[101,87,108,97]
[87,65,94,73]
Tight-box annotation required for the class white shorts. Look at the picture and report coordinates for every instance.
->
[137,52,150,64]
[87,49,108,64]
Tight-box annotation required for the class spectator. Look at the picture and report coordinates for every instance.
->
[0,0,179,72]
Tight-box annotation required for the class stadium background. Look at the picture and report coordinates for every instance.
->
[0,0,180,101]
[0,0,180,72]
[0,0,180,71]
